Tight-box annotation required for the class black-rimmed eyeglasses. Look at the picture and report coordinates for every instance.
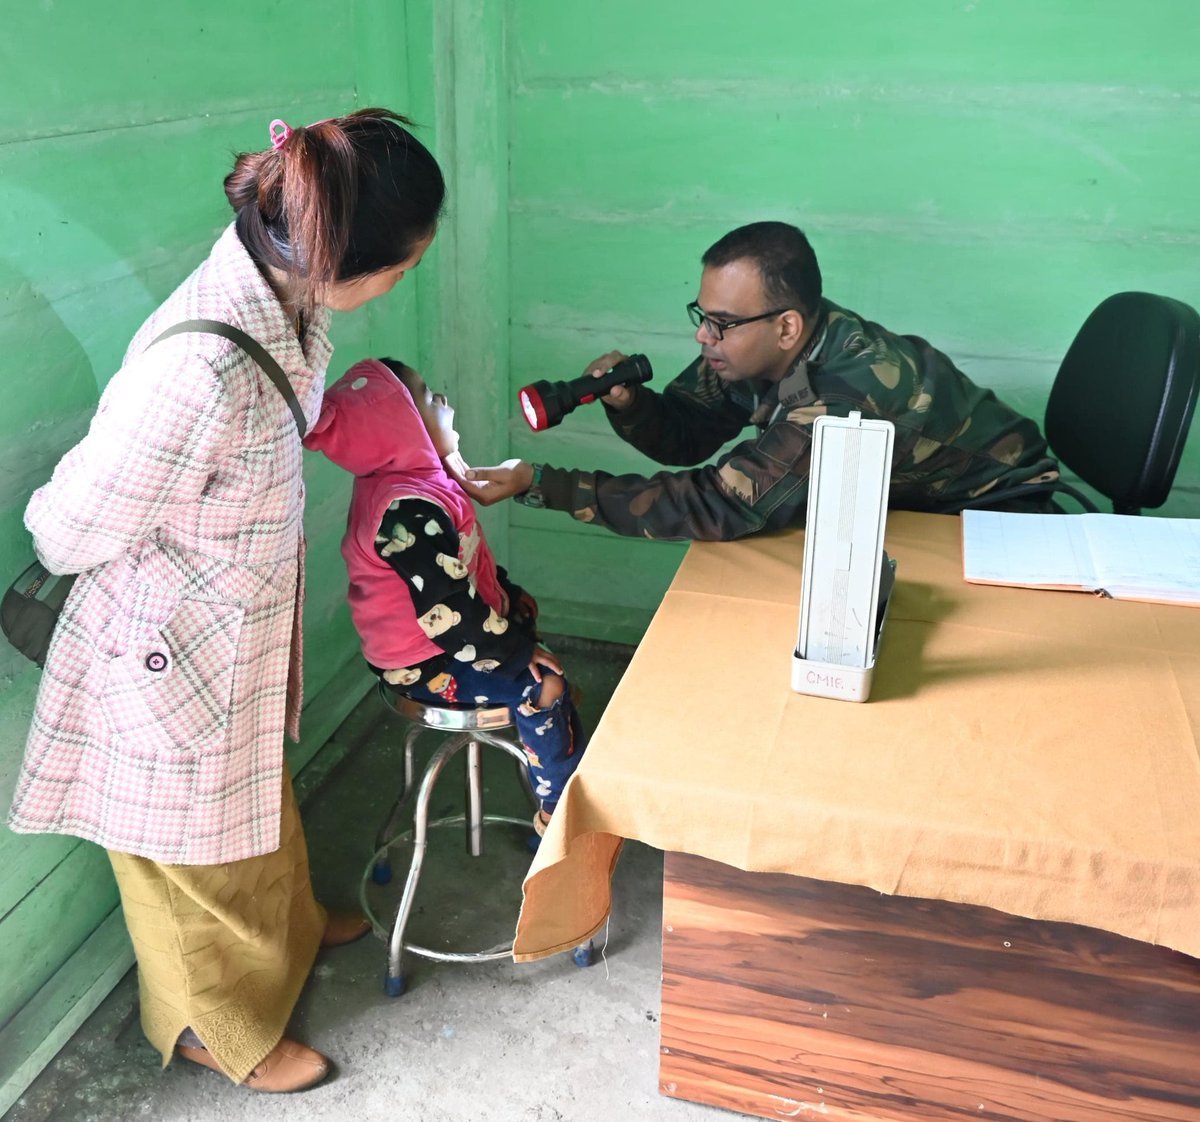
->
[687,300,789,341]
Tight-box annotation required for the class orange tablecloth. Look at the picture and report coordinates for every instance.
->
[514,512,1200,962]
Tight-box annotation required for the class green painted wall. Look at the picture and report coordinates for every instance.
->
[470,0,1200,642]
[0,1,439,1106]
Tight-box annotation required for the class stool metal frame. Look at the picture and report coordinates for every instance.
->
[359,682,591,996]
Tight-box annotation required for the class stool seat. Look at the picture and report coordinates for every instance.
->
[379,688,514,731]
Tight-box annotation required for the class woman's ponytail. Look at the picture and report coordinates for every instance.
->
[224,109,445,316]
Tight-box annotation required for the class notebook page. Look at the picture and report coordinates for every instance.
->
[961,510,1097,588]
[1082,515,1200,602]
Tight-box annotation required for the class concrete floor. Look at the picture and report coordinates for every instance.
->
[5,637,725,1122]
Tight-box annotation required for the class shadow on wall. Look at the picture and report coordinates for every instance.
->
[0,199,148,799]
[0,261,95,571]
[0,184,160,565]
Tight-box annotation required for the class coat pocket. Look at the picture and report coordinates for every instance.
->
[101,598,245,755]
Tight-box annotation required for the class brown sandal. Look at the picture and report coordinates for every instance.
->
[320,908,372,948]
[177,1037,330,1093]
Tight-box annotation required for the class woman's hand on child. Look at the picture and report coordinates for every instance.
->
[461,459,534,506]
[527,645,563,683]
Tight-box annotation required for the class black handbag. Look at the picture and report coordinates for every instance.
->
[1,319,307,668]
[1,563,78,668]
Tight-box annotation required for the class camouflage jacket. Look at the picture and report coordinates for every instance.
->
[535,298,1059,540]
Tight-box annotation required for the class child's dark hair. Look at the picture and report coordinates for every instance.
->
[378,357,409,381]
[225,109,445,314]
[702,222,822,318]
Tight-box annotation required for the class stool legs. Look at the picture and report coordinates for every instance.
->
[386,734,466,993]
[515,755,536,804]
[371,722,424,885]
[361,725,598,997]
[466,739,483,857]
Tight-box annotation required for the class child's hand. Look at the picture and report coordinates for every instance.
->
[515,589,539,623]
[527,645,563,683]
[442,449,472,487]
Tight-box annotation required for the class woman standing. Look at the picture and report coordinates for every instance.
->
[6,109,444,1093]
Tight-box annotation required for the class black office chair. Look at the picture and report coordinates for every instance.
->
[965,291,1200,515]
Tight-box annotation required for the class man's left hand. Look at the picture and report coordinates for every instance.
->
[461,459,534,506]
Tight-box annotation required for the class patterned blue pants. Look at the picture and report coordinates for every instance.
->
[388,663,585,813]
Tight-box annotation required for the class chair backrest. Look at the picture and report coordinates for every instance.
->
[1045,291,1200,515]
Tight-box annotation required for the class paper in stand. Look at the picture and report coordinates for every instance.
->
[793,411,895,702]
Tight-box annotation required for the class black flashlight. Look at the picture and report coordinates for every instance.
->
[518,354,653,432]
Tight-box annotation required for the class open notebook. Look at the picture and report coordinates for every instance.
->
[961,509,1200,606]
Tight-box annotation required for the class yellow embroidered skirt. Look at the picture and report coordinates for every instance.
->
[107,771,324,1083]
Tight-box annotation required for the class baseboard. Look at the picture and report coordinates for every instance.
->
[287,655,377,780]
[0,909,133,1117]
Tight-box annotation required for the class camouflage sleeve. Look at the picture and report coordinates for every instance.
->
[603,357,751,466]
[536,405,819,541]
[814,318,1060,507]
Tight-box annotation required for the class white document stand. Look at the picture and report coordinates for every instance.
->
[792,412,895,702]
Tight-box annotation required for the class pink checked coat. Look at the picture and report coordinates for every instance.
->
[6,224,332,864]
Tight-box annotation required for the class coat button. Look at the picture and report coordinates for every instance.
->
[145,651,168,673]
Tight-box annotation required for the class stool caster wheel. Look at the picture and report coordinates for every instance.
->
[384,974,407,997]
[572,940,594,968]
[372,861,393,885]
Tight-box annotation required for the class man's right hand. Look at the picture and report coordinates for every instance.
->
[461,459,534,506]
[585,351,636,410]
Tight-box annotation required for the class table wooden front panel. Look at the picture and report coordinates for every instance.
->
[661,851,1200,1122]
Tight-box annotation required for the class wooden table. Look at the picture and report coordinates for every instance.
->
[515,512,1200,1120]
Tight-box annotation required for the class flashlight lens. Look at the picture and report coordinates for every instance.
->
[519,388,542,431]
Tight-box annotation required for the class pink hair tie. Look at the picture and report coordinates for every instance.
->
[269,119,292,151]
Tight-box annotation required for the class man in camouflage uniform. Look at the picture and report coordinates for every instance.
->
[464,222,1058,540]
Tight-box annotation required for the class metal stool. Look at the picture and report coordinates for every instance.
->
[359,681,594,995]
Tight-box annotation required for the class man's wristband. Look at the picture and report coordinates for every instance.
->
[514,462,546,508]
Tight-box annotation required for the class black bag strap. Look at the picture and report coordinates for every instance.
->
[149,318,307,438]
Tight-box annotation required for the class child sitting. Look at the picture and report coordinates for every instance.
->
[304,357,585,833]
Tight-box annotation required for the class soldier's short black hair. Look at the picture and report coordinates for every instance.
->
[702,222,822,317]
